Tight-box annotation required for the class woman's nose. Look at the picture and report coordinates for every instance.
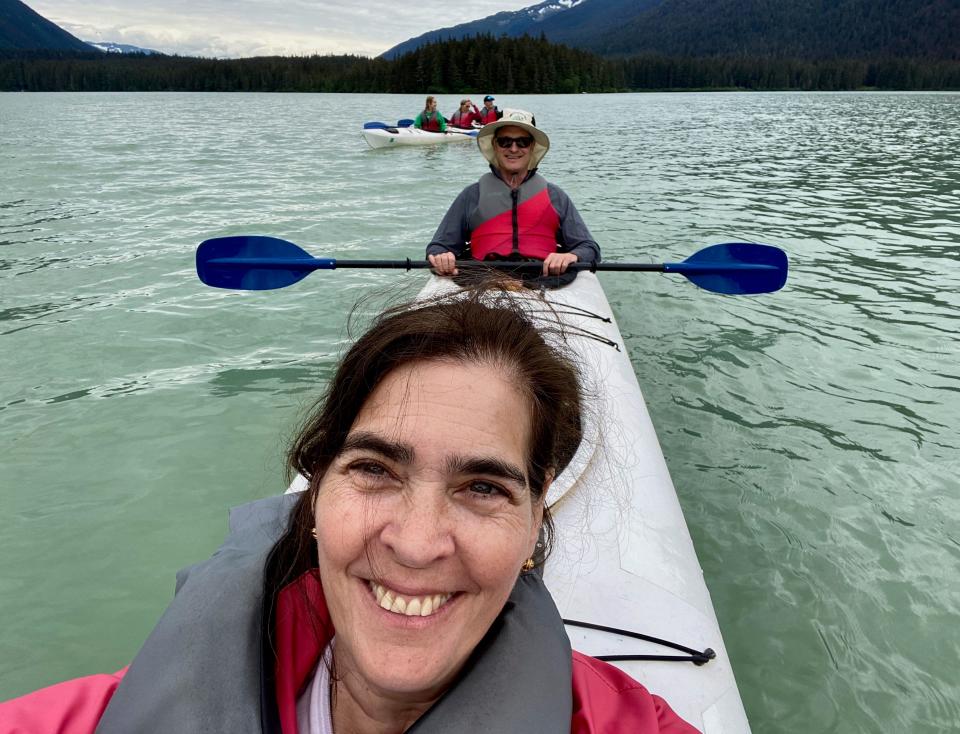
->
[380,492,455,568]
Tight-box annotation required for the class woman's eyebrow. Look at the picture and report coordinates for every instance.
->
[446,455,528,487]
[340,435,527,486]
[340,431,414,464]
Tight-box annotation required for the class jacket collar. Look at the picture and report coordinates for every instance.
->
[274,571,330,734]
[489,164,539,185]
[272,570,572,734]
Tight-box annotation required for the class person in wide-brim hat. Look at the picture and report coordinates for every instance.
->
[426,109,600,285]
[476,109,550,169]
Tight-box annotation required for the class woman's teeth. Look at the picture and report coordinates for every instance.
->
[370,582,452,617]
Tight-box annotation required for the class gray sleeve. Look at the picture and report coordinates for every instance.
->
[548,183,601,264]
[426,184,479,259]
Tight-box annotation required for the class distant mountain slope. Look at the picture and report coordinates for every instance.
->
[0,0,92,51]
[381,0,651,59]
[593,0,960,59]
[382,0,960,60]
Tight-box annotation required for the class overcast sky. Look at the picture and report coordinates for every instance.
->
[30,0,536,58]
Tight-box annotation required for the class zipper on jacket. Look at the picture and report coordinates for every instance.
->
[511,189,519,255]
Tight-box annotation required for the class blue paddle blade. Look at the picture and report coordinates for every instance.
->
[196,236,327,290]
[396,118,415,127]
[665,243,788,295]
[363,121,389,129]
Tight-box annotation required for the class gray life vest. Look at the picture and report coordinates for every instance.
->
[95,494,572,733]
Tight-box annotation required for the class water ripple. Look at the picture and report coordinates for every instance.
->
[1,92,958,731]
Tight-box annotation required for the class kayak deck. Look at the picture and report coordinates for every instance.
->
[534,273,749,732]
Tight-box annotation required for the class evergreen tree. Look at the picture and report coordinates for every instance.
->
[2,35,959,93]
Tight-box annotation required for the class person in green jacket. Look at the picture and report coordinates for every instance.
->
[414,95,447,132]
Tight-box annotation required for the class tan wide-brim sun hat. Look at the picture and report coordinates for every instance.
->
[477,109,550,169]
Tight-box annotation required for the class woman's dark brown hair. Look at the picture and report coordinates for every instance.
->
[263,285,584,657]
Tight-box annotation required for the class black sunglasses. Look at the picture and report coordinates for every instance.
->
[495,135,534,149]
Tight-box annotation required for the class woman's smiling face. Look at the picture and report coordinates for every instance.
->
[313,358,543,700]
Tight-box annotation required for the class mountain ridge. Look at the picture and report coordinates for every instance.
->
[382,0,960,61]
[0,0,91,52]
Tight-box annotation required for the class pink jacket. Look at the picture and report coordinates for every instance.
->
[1,573,698,733]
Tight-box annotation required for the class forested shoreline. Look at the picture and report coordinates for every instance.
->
[2,35,958,92]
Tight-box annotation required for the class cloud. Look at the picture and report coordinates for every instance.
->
[29,0,536,57]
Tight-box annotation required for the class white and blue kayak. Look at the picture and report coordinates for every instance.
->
[361,120,478,149]
[288,273,751,732]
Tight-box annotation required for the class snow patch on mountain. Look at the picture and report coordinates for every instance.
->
[531,0,586,21]
[86,42,161,55]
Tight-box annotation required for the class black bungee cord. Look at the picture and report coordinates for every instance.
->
[563,618,717,666]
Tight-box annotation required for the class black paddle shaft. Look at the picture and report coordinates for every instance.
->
[332,259,663,273]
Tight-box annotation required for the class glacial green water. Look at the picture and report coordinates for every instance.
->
[1,91,958,732]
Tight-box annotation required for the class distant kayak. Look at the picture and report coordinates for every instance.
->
[362,121,478,149]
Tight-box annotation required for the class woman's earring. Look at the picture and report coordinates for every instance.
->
[522,558,535,572]
[311,527,318,540]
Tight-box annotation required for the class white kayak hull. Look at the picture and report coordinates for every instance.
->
[362,127,477,149]
[288,273,749,732]
[535,274,749,732]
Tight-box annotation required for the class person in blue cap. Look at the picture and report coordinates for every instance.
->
[479,95,502,125]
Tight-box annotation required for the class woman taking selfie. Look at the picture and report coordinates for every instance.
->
[1,287,696,733]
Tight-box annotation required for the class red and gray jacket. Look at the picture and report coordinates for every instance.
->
[479,105,501,124]
[426,169,601,265]
[471,172,559,260]
[0,495,696,734]
[449,106,480,128]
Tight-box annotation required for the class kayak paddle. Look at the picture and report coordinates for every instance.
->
[196,236,787,295]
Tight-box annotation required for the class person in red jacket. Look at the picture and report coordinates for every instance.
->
[448,98,481,129]
[413,95,447,132]
[427,110,598,287]
[0,291,699,734]
[479,94,501,124]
